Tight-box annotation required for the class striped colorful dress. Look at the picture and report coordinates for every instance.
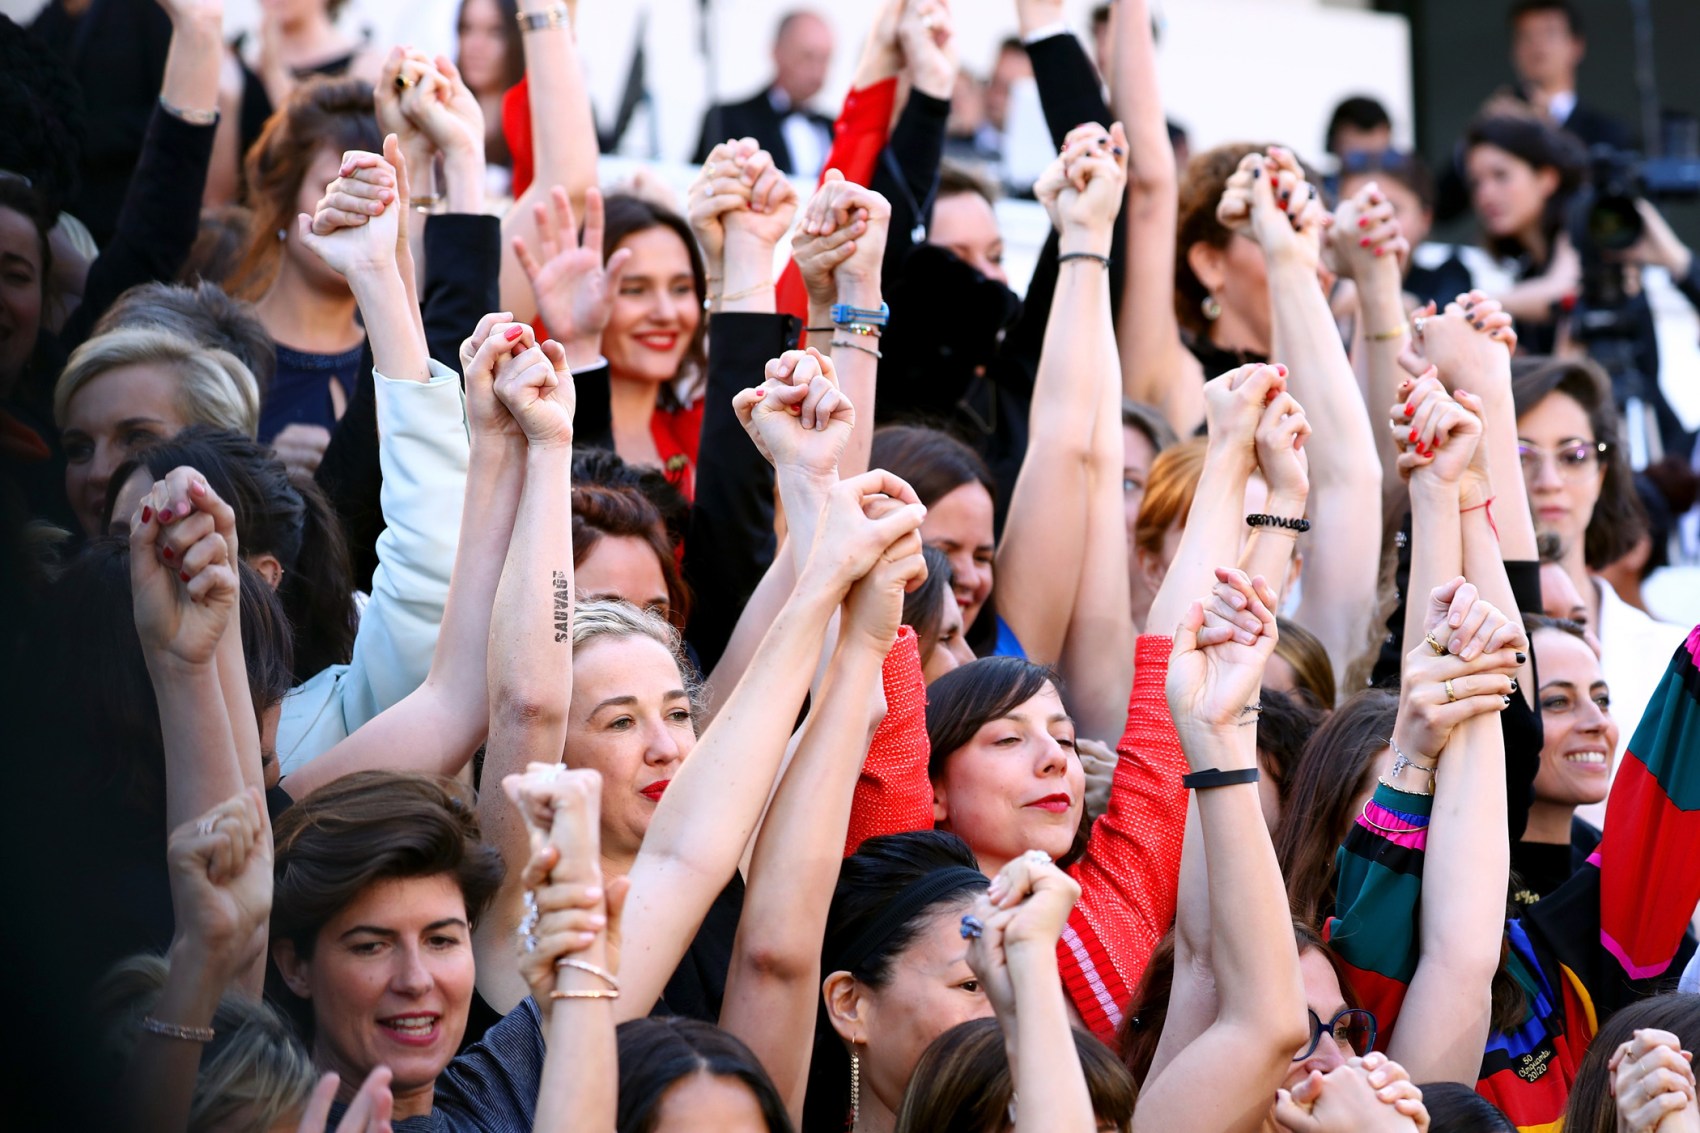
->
[1326,626,1700,1132]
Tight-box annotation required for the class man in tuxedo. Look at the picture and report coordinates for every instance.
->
[693,10,835,179]
[1509,0,1634,151]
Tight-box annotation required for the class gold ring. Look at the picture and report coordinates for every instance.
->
[703,162,716,178]
[1443,678,1458,703]
[1424,632,1448,656]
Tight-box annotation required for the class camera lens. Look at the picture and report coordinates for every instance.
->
[1587,194,1644,250]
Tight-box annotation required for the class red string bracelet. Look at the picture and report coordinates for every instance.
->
[1462,496,1498,540]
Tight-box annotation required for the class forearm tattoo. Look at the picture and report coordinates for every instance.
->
[553,570,571,643]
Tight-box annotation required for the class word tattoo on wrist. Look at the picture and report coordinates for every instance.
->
[553,571,572,643]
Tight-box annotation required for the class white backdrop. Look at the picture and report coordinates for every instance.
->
[2,0,1412,171]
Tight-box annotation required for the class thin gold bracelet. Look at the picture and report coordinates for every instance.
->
[1366,323,1408,342]
[1359,799,1426,834]
[550,987,620,1000]
[555,957,620,989]
[714,281,774,304]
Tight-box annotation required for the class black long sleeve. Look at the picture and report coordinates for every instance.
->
[682,312,799,671]
[316,214,501,590]
[873,89,950,284]
[61,106,214,349]
[1002,32,1126,384]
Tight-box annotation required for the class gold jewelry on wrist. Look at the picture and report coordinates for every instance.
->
[1359,799,1426,834]
[549,987,620,1000]
[555,957,620,990]
[412,193,444,215]
[516,4,570,32]
[142,1015,216,1043]
[1366,322,1408,342]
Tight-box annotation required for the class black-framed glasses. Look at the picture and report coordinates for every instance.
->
[1294,1007,1378,1062]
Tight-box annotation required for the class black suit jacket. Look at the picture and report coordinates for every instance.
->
[1558,99,1636,152]
[692,88,832,174]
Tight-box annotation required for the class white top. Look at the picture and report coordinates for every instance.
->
[1573,577,1690,828]
[276,360,469,774]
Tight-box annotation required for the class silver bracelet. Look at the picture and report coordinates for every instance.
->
[142,1015,215,1043]
[516,4,570,32]
[158,94,218,127]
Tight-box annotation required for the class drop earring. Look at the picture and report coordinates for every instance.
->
[850,1048,860,1125]
[1202,294,1223,321]
[276,227,288,242]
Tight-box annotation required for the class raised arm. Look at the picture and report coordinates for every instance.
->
[116,789,271,1133]
[131,471,258,828]
[1231,149,1383,695]
[721,514,922,1124]
[998,123,1127,667]
[965,854,1093,1133]
[500,1,599,322]
[1111,0,1205,433]
[1330,181,1414,521]
[463,329,579,1012]
[616,471,927,1020]
[276,315,529,799]
[1136,571,1309,1133]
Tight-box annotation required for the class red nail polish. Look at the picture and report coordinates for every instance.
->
[504,325,524,341]
[141,506,153,523]
[1276,364,1288,377]
[754,389,765,399]
[158,508,172,523]
[1375,248,1385,256]
[1358,217,1369,229]
[180,571,190,583]
[162,547,174,561]
[1409,427,1419,443]
[1404,402,1414,416]
[1359,237,1371,248]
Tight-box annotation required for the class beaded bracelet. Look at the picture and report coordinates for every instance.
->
[142,1015,215,1043]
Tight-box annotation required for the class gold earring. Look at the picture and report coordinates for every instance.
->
[1202,294,1223,321]
[851,1048,860,1125]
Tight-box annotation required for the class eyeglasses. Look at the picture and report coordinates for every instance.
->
[1517,441,1607,481]
[1294,1007,1378,1062]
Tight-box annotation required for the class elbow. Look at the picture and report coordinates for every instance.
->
[488,686,568,738]
[736,939,814,987]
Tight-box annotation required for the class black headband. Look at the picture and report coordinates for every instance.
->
[833,866,988,976]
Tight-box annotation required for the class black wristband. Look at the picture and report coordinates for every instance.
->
[1057,251,1111,269]
[1246,512,1311,533]
[1182,767,1261,790]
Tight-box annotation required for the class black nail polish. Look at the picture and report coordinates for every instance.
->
[1510,678,1519,693]
[1474,320,1485,330]
[1515,651,1527,664]
[1253,168,1261,179]
[1502,695,1512,707]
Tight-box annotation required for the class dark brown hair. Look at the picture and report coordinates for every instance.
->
[1463,116,1585,264]
[1256,687,1326,821]
[456,0,526,95]
[936,158,999,205]
[573,481,692,628]
[870,424,997,510]
[107,426,357,681]
[270,771,504,963]
[617,1018,793,1133]
[897,1017,1136,1133]
[925,656,1058,780]
[1511,355,1644,570]
[1174,142,1270,338]
[230,78,381,300]
[1274,688,1399,927]
[601,194,708,411]
[903,545,953,665]
[1563,994,1700,1133]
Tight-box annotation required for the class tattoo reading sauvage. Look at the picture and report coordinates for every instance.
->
[553,570,571,642]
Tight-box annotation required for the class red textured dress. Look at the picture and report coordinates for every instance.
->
[848,634,1190,1042]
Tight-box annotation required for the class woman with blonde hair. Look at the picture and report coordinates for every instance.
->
[54,327,260,535]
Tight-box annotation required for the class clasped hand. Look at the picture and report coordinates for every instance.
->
[964,850,1082,1020]
[1034,121,1128,249]
[130,467,241,668]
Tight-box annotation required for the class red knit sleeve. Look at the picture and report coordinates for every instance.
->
[779,78,899,327]
[502,78,534,197]
[1059,635,1189,1042]
[844,625,934,856]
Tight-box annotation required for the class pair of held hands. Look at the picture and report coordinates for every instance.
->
[865,0,960,98]
[1276,1051,1430,1133]
[1610,1029,1700,1133]
[1203,360,1312,504]
[165,790,400,1133]
[376,45,485,167]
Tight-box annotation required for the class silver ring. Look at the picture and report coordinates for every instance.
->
[196,818,216,836]
[703,162,716,178]
[1020,849,1053,866]
[1412,315,1427,338]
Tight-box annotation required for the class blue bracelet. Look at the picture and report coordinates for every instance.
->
[830,301,889,327]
